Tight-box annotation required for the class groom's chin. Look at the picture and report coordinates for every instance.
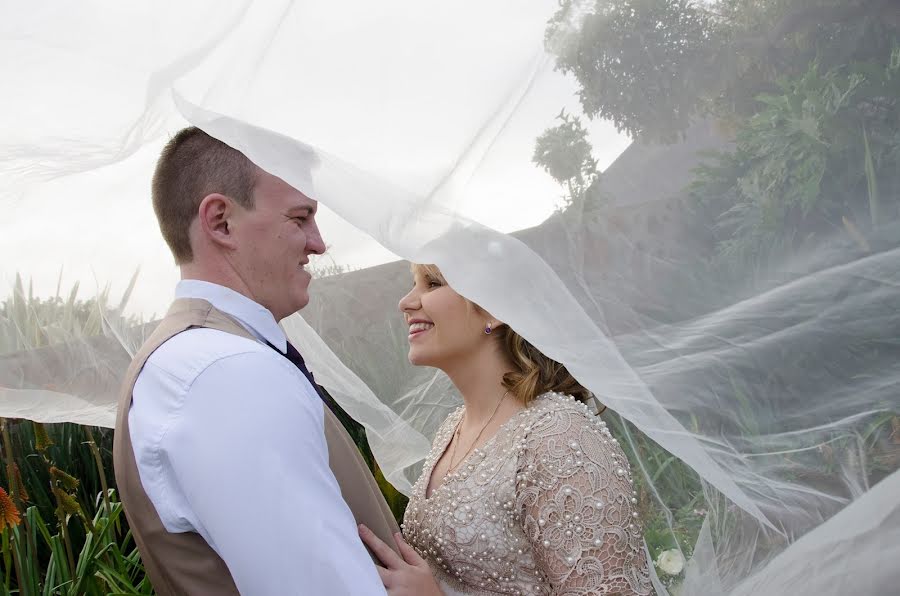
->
[285,288,311,314]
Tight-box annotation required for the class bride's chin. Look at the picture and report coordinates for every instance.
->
[407,351,431,367]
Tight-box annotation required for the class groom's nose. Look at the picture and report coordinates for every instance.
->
[305,220,326,255]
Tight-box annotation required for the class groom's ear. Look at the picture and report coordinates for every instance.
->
[197,193,238,249]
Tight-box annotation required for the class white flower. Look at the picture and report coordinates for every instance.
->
[655,549,685,576]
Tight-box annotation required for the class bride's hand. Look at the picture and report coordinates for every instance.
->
[358,524,444,596]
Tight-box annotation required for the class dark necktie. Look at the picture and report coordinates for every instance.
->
[276,340,318,387]
[267,340,354,429]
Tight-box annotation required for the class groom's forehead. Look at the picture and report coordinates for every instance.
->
[254,170,316,210]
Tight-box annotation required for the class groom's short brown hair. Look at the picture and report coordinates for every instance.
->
[152,127,258,264]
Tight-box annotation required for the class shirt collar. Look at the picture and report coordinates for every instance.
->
[175,279,288,353]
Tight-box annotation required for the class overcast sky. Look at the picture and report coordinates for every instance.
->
[2,0,630,317]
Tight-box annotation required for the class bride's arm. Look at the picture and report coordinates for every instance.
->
[515,404,654,596]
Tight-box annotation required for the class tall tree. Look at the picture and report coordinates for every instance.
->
[545,0,900,143]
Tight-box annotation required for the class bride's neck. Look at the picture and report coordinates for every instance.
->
[444,347,519,425]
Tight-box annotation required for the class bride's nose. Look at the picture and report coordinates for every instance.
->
[398,287,420,314]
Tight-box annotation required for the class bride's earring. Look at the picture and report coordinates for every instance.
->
[484,322,493,335]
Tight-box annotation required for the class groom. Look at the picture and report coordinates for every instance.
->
[112,127,397,595]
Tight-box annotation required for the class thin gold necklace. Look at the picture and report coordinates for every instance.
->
[447,390,510,473]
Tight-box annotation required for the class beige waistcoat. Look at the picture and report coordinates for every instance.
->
[112,298,398,595]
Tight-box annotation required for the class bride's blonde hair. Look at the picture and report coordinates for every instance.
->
[412,264,599,409]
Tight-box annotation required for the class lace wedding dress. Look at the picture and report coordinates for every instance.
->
[402,392,654,595]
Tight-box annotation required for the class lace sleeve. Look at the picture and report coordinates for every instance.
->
[515,401,653,596]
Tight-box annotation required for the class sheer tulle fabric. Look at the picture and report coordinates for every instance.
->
[2,2,898,595]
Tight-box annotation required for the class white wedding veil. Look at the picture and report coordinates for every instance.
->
[3,1,899,594]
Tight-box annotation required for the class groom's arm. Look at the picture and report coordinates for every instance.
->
[163,350,386,596]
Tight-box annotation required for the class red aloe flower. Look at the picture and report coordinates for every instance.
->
[0,486,21,530]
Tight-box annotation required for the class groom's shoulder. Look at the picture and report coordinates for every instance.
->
[145,327,277,383]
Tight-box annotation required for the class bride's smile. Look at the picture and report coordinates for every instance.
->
[407,319,434,339]
[399,265,503,371]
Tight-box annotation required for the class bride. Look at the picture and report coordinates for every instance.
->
[360,264,653,596]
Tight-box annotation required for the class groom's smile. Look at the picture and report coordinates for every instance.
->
[230,170,326,321]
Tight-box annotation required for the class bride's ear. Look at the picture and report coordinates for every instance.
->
[469,301,506,334]
[483,318,507,335]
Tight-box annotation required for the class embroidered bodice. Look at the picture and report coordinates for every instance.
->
[402,392,653,595]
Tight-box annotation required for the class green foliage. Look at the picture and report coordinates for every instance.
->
[606,414,704,564]
[1,495,152,596]
[532,110,603,210]
[1,419,148,595]
[691,49,900,273]
[0,274,409,594]
[0,271,140,355]
[1,397,408,596]
[547,0,721,142]
[318,389,409,521]
[546,0,900,143]
[538,2,900,585]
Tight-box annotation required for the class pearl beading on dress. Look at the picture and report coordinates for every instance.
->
[402,392,653,596]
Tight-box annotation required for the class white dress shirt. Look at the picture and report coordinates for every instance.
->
[130,280,385,596]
